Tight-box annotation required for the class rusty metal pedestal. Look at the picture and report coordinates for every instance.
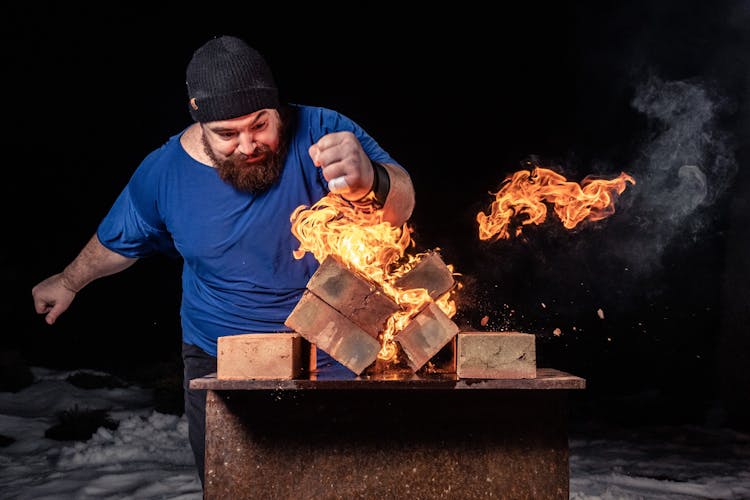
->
[189,368,585,499]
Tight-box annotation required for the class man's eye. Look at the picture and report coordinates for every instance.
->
[253,122,266,131]
[219,132,235,138]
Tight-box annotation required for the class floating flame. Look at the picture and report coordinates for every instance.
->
[290,194,457,361]
[477,165,636,240]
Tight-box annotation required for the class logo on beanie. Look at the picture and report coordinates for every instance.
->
[190,98,199,111]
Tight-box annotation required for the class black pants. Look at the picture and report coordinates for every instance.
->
[182,342,217,490]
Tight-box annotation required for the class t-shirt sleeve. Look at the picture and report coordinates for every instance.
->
[316,108,401,167]
[97,157,178,258]
[310,107,403,192]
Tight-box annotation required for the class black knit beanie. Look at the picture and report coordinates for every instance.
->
[186,35,279,122]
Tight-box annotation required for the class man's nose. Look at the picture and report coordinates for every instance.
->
[237,135,257,156]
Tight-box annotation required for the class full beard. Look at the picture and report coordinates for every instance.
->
[202,136,284,194]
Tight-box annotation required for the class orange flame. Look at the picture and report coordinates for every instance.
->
[290,194,457,361]
[477,166,635,240]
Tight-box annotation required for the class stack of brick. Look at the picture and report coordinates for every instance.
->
[286,251,458,375]
[218,250,538,380]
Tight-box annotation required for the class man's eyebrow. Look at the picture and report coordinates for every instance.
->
[210,126,235,133]
[248,110,268,126]
[210,111,268,132]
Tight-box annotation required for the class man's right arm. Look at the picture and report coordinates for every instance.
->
[32,233,138,325]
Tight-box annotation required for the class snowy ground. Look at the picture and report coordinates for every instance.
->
[569,420,750,499]
[1,367,749,499]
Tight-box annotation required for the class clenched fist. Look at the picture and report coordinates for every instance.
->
[309,131,374,201]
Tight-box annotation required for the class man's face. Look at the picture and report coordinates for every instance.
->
[201,109,284,193]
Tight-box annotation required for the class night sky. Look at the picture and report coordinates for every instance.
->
[6,2,750,428]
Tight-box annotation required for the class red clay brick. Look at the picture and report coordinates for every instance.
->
[457,331,536,379]
[395,303,459,371]
[217,333,305,380]
[393,251,455,299]
[306,255,400,338]
[285,290,380,375]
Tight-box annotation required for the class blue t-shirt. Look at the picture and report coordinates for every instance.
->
[97,105,398,375]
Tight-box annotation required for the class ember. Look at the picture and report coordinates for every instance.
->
[476,161,636,241]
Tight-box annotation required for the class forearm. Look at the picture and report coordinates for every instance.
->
[380,162,415,227]
[60,233,139,292]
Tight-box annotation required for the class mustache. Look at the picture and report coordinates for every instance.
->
[237,143,272,161]
[201,131,285,194]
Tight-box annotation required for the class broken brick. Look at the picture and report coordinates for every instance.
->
[395,302,459,372]
[306,255,400,338]
[393,251,455,299]
[285,290,381,375]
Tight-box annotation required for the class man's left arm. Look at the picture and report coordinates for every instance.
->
[309,131,415,226]
[376,162,415,227]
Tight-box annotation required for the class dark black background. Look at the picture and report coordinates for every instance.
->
[5,2,749,427]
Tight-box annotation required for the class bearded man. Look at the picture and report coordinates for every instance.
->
[31,34,415,490]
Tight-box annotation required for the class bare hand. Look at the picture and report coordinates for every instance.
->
[308,131,374,201]
[31,273,77,325]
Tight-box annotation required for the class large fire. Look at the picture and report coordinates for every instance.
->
[477,164,636,240]
[291,164,632,361]
[290,195,457,361]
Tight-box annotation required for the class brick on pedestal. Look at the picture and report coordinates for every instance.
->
[285,290,381,375]
[395,302,459,372]
[393,251,455,299]
[456,331,536,379]
[307,255,400,338]
[217,333,306,380]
